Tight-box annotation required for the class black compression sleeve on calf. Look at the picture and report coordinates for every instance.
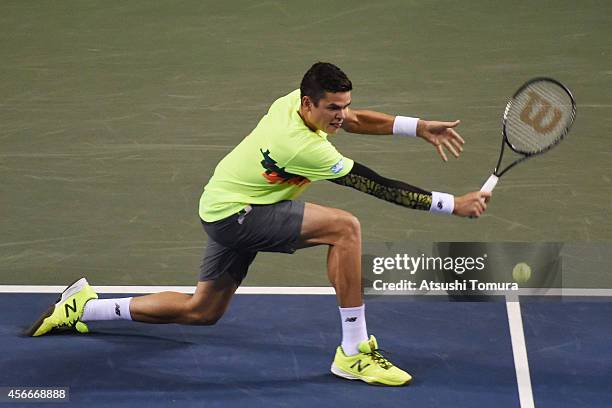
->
[329,161,433,211]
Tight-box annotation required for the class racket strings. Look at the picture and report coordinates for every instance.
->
[505,81,574,155]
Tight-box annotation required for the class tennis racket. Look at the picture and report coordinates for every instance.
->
[480,77,576,193]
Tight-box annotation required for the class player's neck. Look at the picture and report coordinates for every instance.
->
[297,107,318,133]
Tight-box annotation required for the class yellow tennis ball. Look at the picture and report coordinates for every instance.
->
[512,262,531,283]
[74,321,89,333]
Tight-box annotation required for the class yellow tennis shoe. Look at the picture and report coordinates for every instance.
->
[26,277,98,337]
[331,335,412,386]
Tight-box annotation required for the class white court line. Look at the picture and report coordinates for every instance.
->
[0,285,336,295]
[0,286,611,296]
[506,295,535,408]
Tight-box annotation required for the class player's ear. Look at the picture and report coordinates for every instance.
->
[301,96,313,111]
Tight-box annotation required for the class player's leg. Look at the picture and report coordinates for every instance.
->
[27,276,238,336]
[27,234,254,335]
[298,202,363,308]
[82,238,254,326]
[124,236,250,325]
[298,203,366,355]
[298,202,412,386]
[129,272,238,325]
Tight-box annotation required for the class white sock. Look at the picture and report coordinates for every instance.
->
[81,297,133,322]
[339,304,368,356]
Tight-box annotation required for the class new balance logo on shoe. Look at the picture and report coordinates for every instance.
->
[344,317,358,322]
[115,303,121,317]
[350,360,370,372]
[64,299,77,318]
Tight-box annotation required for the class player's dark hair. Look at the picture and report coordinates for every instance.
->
[300,62,352,106]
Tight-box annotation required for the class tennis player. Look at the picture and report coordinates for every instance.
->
[28,62,491,386]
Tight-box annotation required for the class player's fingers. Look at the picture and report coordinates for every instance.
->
[469,195,485,213]
[435,120,460,131]
[449,129,466,144]
[480,191,492,203]
[446,120,460,128]
[450,137,464,153]
[436,145,448,162]
[479,191,492,203]
[443,140,460,158]
[474,200,484,213]
[477,201,485,213]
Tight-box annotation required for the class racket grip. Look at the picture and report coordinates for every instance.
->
[480,174,499,193]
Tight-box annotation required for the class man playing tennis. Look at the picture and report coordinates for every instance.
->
[28,62,491,386]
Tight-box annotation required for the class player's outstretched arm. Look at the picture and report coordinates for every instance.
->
[342,109,465,161]
[329,161,491,218]
[340,109,396,135]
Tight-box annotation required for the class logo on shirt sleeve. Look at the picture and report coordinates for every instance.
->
[330,159,344,174]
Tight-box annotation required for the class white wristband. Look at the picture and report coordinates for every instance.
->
[430,192,455,215]
[393,116,419,137]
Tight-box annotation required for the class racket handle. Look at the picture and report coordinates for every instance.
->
[480,174,499,193]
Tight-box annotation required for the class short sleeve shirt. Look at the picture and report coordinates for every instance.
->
[199,89,354,222]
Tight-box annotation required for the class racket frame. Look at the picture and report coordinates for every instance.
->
[493,77,577,178]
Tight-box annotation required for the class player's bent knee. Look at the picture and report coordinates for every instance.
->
[200,314,223,326]
[184,300,228,326]
[337,212,361,241]
[188,309,225,326]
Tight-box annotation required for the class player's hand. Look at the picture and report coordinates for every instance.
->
[417,120,465,162]
[453,191,491,218]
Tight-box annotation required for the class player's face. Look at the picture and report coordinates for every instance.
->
[302,91,351,134]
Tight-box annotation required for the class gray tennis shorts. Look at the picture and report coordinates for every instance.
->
[199,200,305,284]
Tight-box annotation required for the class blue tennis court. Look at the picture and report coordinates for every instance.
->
[521,297,612,407]
[1,291,609,407]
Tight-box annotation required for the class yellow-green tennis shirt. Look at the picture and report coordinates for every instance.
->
[199,89,354,222]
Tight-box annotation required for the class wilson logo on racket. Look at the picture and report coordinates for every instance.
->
[519,91,563,134]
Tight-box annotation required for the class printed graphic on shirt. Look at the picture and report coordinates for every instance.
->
[260,149,310,187]
[331,159,345,174]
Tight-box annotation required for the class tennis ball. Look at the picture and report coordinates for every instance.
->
[512,262,531,283]
[74,321,89,333]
